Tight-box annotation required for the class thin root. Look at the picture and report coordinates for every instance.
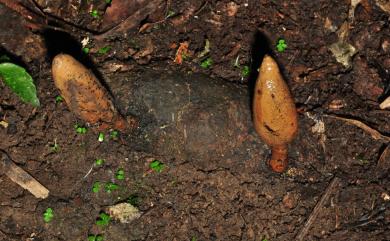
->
[296,177,341,241]
[324,114,390,142]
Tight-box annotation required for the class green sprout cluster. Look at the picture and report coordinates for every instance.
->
[98,133,105,142]
[104,182,119,193]
[110,130,119,139]
[50,139,59,152]
[166,10,176,19]
[82,47,90,54]
[116,168,125,180]
[88,234,104,241]
[43,208,54,223]
[92,181,101,193]
[96,212,111,227]
[276,39,287,52]
[200,58,213,68]
[150,160,165,173]
[55,95,63,103]
[90,9,99,18]
[95,159,104,166]
[74,124,87,134]
[242,65,250,77]
[98,46,111,55]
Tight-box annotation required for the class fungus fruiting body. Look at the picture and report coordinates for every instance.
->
[51,54,135,131]
[253,55,298,172]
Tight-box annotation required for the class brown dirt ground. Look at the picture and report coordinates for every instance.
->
[1,0,390,240]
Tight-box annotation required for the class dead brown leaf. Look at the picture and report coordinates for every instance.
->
[174,41,189,64]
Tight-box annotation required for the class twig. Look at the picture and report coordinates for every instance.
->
[95,0,165,40]
[0,0,46,30]
[377,144,390,169]
[295,177,341,241]
[0,150,49,199]
[324,114,390,142]
[83,164,94,179]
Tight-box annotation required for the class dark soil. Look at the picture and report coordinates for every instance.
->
[1,0,390,240]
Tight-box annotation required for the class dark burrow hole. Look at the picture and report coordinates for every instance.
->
[247,30,290,115]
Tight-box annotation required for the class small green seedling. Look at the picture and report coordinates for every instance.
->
[95,159,104,166]
[149,160,165,173]
[74,124,87,134]
[356,154,369,165]
[242,65,250,77]
[88,235,104,241]
[96,212,111,227]
[82,47,90,54]
[55,95,63,103]
[50,139,59,152]
[166,10,176,19]
[43,208,54,223]
[276,39,287,52]
[98,46,111,55]
[191,236,197,241]
[98,133,104,142]
[90,9,99,18]
[92,181,101,193]
[127,194,141,207]
[104,182,119,193]
[115,168,125,180]
[110,130,119,139]
[200,58,213,68]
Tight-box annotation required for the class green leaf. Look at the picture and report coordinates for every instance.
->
[0,63,39,106]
